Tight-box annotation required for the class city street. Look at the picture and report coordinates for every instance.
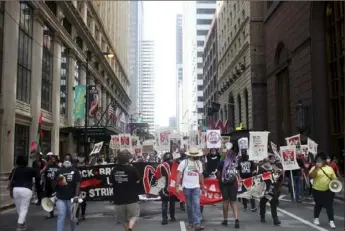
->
[0,191,343,231]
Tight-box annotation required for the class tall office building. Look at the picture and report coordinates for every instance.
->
[128,1,144,115]
[176,14,183,132]
[181,1,216,132]
[139,41,155,134]
[169,116,177,129]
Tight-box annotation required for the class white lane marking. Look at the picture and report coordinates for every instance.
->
[180,221,186,231]
[305,207,344,221]
[276,207,330,231]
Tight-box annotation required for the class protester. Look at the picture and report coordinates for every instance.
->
[43,153,60,218]
[288,155,305,202]
[110,149,141,231]
[309,152,337,229]
[176,151,187,211]
[8,155,39,231]
[237,151,257,211]
[216,142,240,228]
[54,154,81,231]
[258,157,281,225]
[32,152,46,205]
[76,154,87,223]
[269,154,284,205]
[205,148,221,177]
[160,152,176,225]
[327,156,340,177]
[176,147,205,231]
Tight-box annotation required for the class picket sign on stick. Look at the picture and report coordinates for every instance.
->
[280,145,299,201]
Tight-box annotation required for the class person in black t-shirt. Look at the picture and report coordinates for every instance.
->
[43,153,60,218]
[205,148,221,177]
[237,152,257,211]
[110,149,140,231]
[54,154,81,231]
[32,152,46,205]
[8,155,39,231]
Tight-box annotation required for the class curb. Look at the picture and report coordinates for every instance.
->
[0,203,14,212]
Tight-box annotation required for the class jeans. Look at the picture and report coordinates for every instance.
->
[183,187,201,226]
[56,199,76,231]
[289,176,301,200]
[13,187,33,224]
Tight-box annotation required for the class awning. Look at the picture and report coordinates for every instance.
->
[60,126,123,139]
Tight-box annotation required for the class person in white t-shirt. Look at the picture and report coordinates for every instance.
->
[175,147,206,231]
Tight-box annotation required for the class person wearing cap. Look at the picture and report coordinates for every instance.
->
[216,142,240,228]
[42,152,60,218]
[175,147,205,231]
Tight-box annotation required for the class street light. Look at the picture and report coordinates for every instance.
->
[84,50,114,159]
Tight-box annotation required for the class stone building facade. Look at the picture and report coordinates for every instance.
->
[0,1,131,175]
[264,1,344,156]
[216,1,266,132]
[203,16,218,122]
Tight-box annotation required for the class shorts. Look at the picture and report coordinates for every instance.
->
[115,202,140,224]
[220,183,238,202]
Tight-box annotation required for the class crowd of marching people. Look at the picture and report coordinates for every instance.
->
[6,141,341,231]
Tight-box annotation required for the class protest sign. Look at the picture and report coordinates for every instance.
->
[307,138,318,155]
[248,131,269,161]
[90,142,103,155]
[206,130,221,149]
[159,131,171,150]
[285,134,301,146]
[169,134,181,153]
[120,134,131,150]
[280,146,299,170]
[109,135,120,149]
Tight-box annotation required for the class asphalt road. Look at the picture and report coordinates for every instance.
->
[0,192,343,231]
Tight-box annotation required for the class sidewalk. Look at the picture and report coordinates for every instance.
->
[0,173,13,211]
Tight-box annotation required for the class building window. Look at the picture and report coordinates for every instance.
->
[14,124,30,165]
[196,8,215,14]
[237,94,242,124]
[197,19,212,25]
[41,25,54,111]
[0,2,4,92]
[60,47,68,116]
[325,2,344,154]
[74,61,80,85]
[244,89,249,129]
[197,30,209,36]
[17,2,33,103]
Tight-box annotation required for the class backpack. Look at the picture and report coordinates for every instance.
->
[222,165,237,184]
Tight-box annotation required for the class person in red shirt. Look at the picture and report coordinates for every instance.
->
[327,156,340,177]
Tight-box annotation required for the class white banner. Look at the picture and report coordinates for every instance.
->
[90,141,104,155]
[280,146,299,170]
[248,131,270,161]
[206,130,221,149]
[307,138,318,155]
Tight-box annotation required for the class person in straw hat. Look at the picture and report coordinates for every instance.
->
[175,147,206,231]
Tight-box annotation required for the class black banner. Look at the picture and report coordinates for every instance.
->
[78,162,159,201]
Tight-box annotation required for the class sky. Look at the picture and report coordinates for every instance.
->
[143,1,182,127]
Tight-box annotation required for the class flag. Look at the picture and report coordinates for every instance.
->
[30,112,43,153]
[108,105,116,124]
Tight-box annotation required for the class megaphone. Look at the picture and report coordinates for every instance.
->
[41,196,57,212]
[329,179,343,193]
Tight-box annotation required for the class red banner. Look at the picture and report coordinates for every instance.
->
[168,162,222,205]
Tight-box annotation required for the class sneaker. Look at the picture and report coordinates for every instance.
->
[260,216,266,223]
[170,217,176,222]
[313,218,320,225]
[251,207,257,212]
[234,219,240,228]
[273,218,281,226]
[329,221,336,229]
[243,206,248,211]
[161,219,168,225]
[221,220,228,226]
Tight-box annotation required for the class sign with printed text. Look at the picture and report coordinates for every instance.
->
[206,130,221,148]
[307,138,318,155]
[159,131,171,150]
[248,131,269,161]
[109,135,120,150]
[90,141,104,155]
[280,146,299,170]
[120,134,131,150]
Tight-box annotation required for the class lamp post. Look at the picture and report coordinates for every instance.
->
[84,50,114,158]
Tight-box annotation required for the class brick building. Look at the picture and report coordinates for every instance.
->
[264,1,344,156]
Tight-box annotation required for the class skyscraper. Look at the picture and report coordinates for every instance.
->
[139,41,155,134]
[182,1,216,132]
[128,1,144,115]
[176,14,183,132]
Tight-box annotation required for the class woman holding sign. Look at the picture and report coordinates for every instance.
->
[309,152,337,229]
